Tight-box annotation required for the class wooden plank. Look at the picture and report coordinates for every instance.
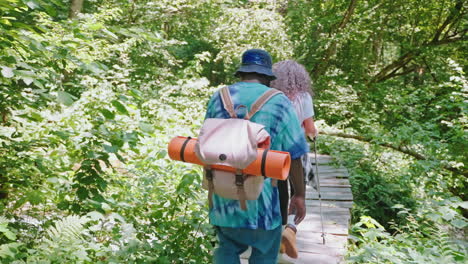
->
[317,173,349,178]
[306,193,354,201]
[300,213,351,226]
[314,167,348,173]
[280,252,343,264]
[305,205,350,214]
[241,154,351,264]
[319,178,351,186]
[296,240,348,253]
[320,184,352,188]
[243,244,345,264]
[307,190,353,196]
[296,230,349,240]
[306,200,354,208]
[315,170,348,176]
[304,208,351,220]
[311,154,335,164]
[299,224,349,236]
[297,218,350,235]
[306,186,353,199]
[307,192,353,199]
[313,187,353,193]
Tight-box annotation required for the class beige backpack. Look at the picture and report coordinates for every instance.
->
[195,86,281,210]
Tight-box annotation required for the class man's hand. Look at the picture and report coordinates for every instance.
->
[289,195,306,225]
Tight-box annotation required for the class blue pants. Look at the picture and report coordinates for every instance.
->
[213,225,282,264]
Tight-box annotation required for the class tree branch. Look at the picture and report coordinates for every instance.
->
[311,0,358,79]
[422,57,439,83]
[370,1,465,84]
[320,131,467,176]
[431,0,463,43]
[379,65,417,83]
[370,51,416,83]
[337,0,358,30]
[428,30,467,46]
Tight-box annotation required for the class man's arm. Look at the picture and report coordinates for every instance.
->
[289,158,306,224]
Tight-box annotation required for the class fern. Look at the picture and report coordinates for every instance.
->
[43,215,88,243]
[26,215,92,263]
[0,242,22,259]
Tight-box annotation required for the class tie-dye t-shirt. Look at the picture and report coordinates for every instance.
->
[204,82,308,230]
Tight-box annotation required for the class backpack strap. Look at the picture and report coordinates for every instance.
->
[220,86,237,118]
[245,89,282,120]
[205,166,215,209]
[235,169,248,211]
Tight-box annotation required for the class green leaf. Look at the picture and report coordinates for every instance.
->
[450,219,467,229]
[29,112,43,122]
[57,200,69,210]
[101,202,111,212]
[1,66,14,78]
[0,242,22,258]
[22,77,33,85]
[79,176,95,185]
[440,207,457,221]
[26,191,42,205]
[57,91,75,106]
[129,88,142,99]
[0,19,12,26]
[426,212,441,222]
[87,211,104,221]
[13,197,27,210]
[96,177,107,191]
[111,100,129,115]
[156,150,167,159]
[88,23,104,31]
[26,1,39,9]
[0,225,16,240]
[103,144,119,153]
[100,109,115,119]
[82,62,105,74]
[139,122,154,133]
[14,70,35,78]
[77,187,89,200]
[458,201,468,209]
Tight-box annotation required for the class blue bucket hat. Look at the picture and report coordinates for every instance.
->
[235,49,276,80]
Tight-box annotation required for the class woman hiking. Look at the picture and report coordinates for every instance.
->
[271,60,318,259]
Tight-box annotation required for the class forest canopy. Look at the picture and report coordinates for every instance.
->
[0,0,466,263]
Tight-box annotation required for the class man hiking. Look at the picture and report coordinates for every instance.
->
[204,49,308,263]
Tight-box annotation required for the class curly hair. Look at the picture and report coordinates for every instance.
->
[270,60,313,100]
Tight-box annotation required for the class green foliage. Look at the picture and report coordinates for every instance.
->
[204,5,293,84]
[347,198,467,264]
[28,215,91,263]
[287,3,466,261]
[0,0,466,263]
[318,132,467,263]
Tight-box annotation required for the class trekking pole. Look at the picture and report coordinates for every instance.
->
[312,137,326,245]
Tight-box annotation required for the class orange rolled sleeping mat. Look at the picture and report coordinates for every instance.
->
[168,136,291,181]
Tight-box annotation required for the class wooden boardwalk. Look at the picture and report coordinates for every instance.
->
[242,154,353,264]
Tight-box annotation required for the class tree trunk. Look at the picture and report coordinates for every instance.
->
[69,0,84,19]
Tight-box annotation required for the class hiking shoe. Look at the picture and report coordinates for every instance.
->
[281,225,298,259]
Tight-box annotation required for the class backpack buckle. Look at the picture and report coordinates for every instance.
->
[205,167,213,181]
[235,170,244,186]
